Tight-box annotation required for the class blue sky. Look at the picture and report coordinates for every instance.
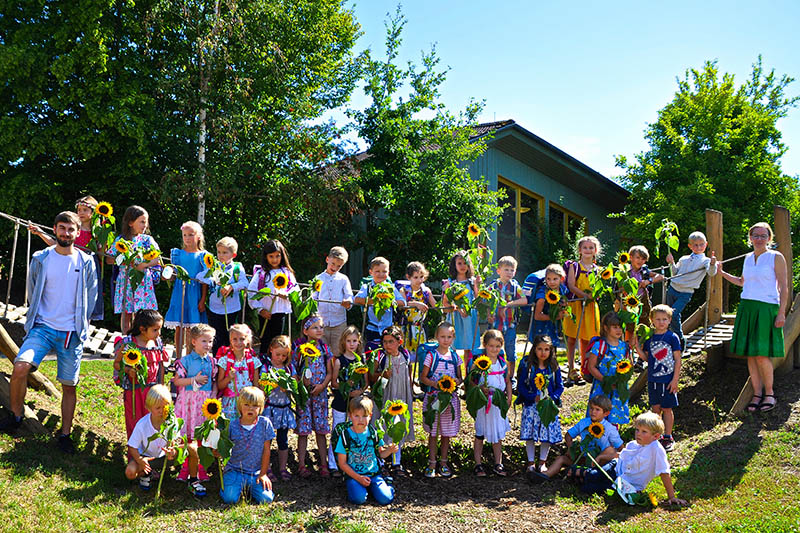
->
[341,0,800,180]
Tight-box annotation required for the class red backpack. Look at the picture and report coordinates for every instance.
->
[216,347,258,398]
[581,336,630,382]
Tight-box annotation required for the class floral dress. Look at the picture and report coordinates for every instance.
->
[164,248,208,328]
[473,358,511,443]
[398,282,433,352]
[375,348,415,445]
[445,277,479,352]
[262,362,297,430]
[110,234,161,314]
[422,348,462,437]
[113,335,169,438]
[588,341,631,425]
[216,348,262,420]
[293,339,331,435]
[518,360,563,444]
[174,350,216,439]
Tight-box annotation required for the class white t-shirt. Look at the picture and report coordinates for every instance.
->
[616,439,670,492]
[37,249,81,332]
[127,413,167,458]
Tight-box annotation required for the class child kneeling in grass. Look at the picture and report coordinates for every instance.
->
[335,396,398,505]
[581,412,687,506]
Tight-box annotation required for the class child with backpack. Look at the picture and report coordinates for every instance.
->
[334,396,398,505]
[370,325,415,477]
[530,264,569,347]
[586,312,633,425]
[262,335,297,481]
[216,324,262,420]
[471,329,512,477]
[419,321,463,478]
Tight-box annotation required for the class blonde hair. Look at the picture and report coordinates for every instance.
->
[688,231,707,244]
[216,236,238,254]
[435,321,455,336]
[545,263,566,278]
[497,256,518,268]
[328,246,349,263]
[181,220,206,251]
[348,395,373,415]
[635,411,665,435]
[269,334,292,352]
[369,256,389,270]
[237,386,266,413]
[481,328,504,347]
[229,323,253,340]
[650,304,673,320]
[145,384,172,410]
[190,324,216,340]
[628,245,649,261]
[749,222,774,246]
[576,236,602,259]
[338,326,362,356]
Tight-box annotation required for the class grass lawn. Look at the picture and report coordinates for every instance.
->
[1,352,799,532]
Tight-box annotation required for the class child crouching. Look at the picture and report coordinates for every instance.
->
[334,396,398,505]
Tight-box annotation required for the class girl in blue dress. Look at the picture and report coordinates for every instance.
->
[442,251,479,362]
[164,221,208,355]
[586,312,632,425]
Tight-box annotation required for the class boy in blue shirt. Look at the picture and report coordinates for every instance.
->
[354,257,405,347]
[334,396,398,505]
[633,304,682,452]
[488,256,527,369]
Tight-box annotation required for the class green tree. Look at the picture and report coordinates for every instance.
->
[347,9,504,280]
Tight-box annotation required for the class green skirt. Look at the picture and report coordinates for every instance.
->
[730,299,785,358]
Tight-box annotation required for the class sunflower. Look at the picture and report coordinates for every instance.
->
[588,422,605,438]
[616,360,632,375]
[203,253,215,269]
[453,287,468,301]
[534,373,546,390]
[259,378,271,389]
[477,289,492,299]
[299,342,321,359]
[201,398,223,420]
[312,279,323,292]
[162,404,172,418]
[467,223,481,238]
[353,365,369,375]
[473,355,492,372]
[115,240,130,254]
[273,273,289,290]
[437,375,457,394]
[625,295,640,308]
[648,492,658,507]
[143,249,160,261]
[618,252,630,265]
[376,292,393,300]
[95,202,113,218]
[600,267,613,280]
[122,347,142,367]
[386,400,408,416]
[545,290,560,305]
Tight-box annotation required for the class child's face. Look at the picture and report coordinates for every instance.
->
[535,342,551,365]
[349,408,370,432]
[76,205,93,223]
[230,330,249,354]
[141,321,163,342]
[370,263,389,283]
[149,400,168,421]
[436,327,455,349]
[407,270,425,289]
[545,272,563,290]
[606,323,623,341]
[579,241,596,260]
[651,311,670,333]
[326,256,344,274]
[270,346,289,366]
[454,256,468,275]
[266,250,282,269]
[344,334,360,355]
[304,321,324,341]
[634,425,661,446]
[588,404,609,422]
[382,335,401,355]
[688,239,707,255]
[130,215,148,236]
[216,244,235,264]
[630,252,646,269]
[484,338,503,359]
[192,333,214,355]
[497,264,516,281]
[182,227,199,249]
[239,402,261,423]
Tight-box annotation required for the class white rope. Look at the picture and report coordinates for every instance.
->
[24,227,31,307]
[4,222,19,318]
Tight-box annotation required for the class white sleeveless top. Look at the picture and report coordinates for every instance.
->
[741,250,780,305]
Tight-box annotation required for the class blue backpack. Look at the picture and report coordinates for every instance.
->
[521,268,548,311]
[415,341,459,392]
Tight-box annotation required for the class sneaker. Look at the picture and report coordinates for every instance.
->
[438,463,453,478]
[138,473,152,490]
[188,479,207,498]
[424,465,436,478]
[57,433,75,454]
[634,359,646,372]
[660,436,675,452]
[0,415,22,434]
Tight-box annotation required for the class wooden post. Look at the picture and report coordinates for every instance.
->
[773,206,794,375]
[705,209,723,326]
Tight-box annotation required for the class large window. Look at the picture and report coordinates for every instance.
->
[549,202,586,238]
[497,177,543,262]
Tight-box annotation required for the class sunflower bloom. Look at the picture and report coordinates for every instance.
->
[616,360,632,375]
[115,240,130,254]
[201,398,223,420]
[376,292,393,300]
[467,223,481,238]
[473,356,492,372]
[273,273,289,290]
[203,253,215,269]
[534,373,546,390]
[545,290,560,304]
[162,404,172,418]
[353,366,369,375]
[588,422,605,438]
[386,401,408,416]
[478,290,492,299]
[122,347,142,367]
[453,287,468,301]
[600,267,613,280]
[299,342,321,359]
[618,252,630,265]
[625,295,640,308]
[143,249,160,261]
[312,279,322,292]
[438,375,457,394]
[95,202,113,218]
[648,493,658,507]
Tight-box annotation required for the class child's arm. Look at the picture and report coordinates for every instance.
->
[198,283,208,313]
[533,298,549,321]
[419,364,437,388]
[669,350,682,394]
[378,442,399,459]
[258,441,273,491]
[659,472,687,505]
[127,445,151,473]
[329,358,340,390]
[113,343,137,382]
[567,265,588,299]
[586,352,604,383]
[337,452,370,487]
[632,340,646,361]
[504,365,513,406]
[216,362,233,390]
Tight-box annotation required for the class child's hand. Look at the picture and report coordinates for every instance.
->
[139,457,152,474]
[163,446,177,460]
[340,301,352,309]
[220,285,233,298]
[667,379,679,394]
[458,309,469,318]
[125,367,137,381]
[384,443,399,454]
[212,449,221,459]
[258,473,273,491]
[775,311,786,328]
[198,300,206,313]
[665,496,688,507]
[195,373,209,386]
[259,309,272,320]
[356,474,371,487]
[366,297,374,305]
[311,384,325,396]
[666,253,675,265]
[410,301,428,312]
[709,251,717,267]
[383,368,393,379]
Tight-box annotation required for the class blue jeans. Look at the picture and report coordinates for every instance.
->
[666,286,692,348]
[345,474,394,505]
[220,469,274,505]
[16,324,83,386]
[503,327,517,365]
[581,459,618,494]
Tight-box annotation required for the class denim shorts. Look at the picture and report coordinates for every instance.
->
[16,324,83,386]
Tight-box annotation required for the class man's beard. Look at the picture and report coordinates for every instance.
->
[56,236,74,248]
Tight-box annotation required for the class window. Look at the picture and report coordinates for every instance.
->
[497,177,544,261]
[549,202,586,238]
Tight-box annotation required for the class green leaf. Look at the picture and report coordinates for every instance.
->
[536,397,559,427]
[465,385,488,419]
[668,235,680,251]
[197,445,215,470]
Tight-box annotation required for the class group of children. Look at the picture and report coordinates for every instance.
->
[39,198,717,508]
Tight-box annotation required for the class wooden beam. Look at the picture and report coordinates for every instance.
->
[0,373,47,435]
[682,302,707,334]
[773,206,795,373]
[0,324,61,398]
[705,209,723,326]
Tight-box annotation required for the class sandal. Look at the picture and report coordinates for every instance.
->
[760,394,777,412]
[474,463,487,477]
[747,394,763,413]
[392,464,408,478]
[319,466,331,478]
[331,469,343,479]
[569,369,585,386]
[267,468,277,482]
[493,463,507,477]
[424,465,436,478]
[438,462,453,478]
[530,471,550,484]
[566,465,585,481]
[297,466,312,479]
[280,469,292,481]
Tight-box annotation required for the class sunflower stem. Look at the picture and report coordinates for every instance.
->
[156,453,168,500]
[218,457,225,491]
